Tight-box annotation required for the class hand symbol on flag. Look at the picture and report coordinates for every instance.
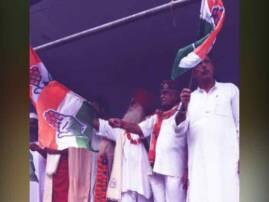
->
[44,110,87,138]
[30,65,49,94]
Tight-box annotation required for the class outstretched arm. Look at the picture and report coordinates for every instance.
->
[108,118,144,137]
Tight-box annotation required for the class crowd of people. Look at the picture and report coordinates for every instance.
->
[29,56,239,202]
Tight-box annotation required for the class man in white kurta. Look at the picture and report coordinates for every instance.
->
[109,81,188,202]
[179,56,239,202]
[92,89,153,202]
[97,119,152,202]
[138,109,188,202]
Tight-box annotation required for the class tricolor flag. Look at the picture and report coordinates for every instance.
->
[36,81,97,151]
[29,47,96,151]
[29,47,52,106]
[171,0,225,80]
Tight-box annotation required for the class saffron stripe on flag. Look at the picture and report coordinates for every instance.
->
[29,46,52,105]
[170,0,225,80]
[37,81,97,151]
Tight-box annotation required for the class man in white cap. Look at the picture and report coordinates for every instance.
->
[109,81,188,202]
[92,89,153,202]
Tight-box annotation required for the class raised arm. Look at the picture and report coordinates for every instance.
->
[175,88,191,125]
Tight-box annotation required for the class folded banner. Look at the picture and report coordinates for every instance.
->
[171,0,225,80]
[36,80,96,151]
[29,46,52,106]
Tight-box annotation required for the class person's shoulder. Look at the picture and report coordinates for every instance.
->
[142,113,156,122]
[191,88,200,96]
[218,82,239,90]
[98,118,108,124]
[217,82,239,97]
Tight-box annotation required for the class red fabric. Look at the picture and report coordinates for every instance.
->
[94,154,109,202]
[148,106,178,165]
[132,89,153,112]
[52,153,69,202]
[126,131,142,144]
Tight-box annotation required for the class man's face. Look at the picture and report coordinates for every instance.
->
[160,89,178,107]
[193,56,215,82]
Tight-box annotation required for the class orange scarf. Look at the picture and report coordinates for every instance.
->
[148,105,178,166]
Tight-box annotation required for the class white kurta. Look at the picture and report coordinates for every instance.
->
[186,82,239,202]
[138,112,188,202]
[30,150,46,202]
[97,119,152,200]
[139,113,188,177]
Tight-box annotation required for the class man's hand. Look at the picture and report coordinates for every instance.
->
[180,88,191,108]
[29,142,41,151]
[108,118,122,128]
[29,142,47,158]
[109,118,144,137]
[176,88,191,125]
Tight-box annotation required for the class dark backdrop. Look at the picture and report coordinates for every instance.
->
[30,0,239,117]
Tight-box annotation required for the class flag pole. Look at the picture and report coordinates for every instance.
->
[187,70,193,90]
[178,70,193,113]
[177,0,205,113]
[33,0,198,51]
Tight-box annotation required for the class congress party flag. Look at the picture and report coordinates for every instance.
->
[171,0,225,80]
[29,46,52,106]
[36,81,97,151]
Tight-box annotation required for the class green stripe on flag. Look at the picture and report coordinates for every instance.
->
[199,19,214,38]
[170,34,209,80]
[75,101,98,152]
[76,137,91,149]
[171,44,194,80]
[194,33,209,47]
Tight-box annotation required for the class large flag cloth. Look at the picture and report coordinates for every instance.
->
[171,0,225,80]
[29,47,52,106]
[36,80,96,151]
[29,47,96,151]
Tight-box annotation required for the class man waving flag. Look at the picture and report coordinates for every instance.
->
[171,0,225,80]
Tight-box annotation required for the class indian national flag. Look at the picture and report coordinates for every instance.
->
[171,0,225,80]
[29,46,52,106]
[36,81,97,151]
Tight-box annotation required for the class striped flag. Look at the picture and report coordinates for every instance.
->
[36,81,97,151]
[171,0,225,80]
[29,47,52,106]
[29,47,97,151]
